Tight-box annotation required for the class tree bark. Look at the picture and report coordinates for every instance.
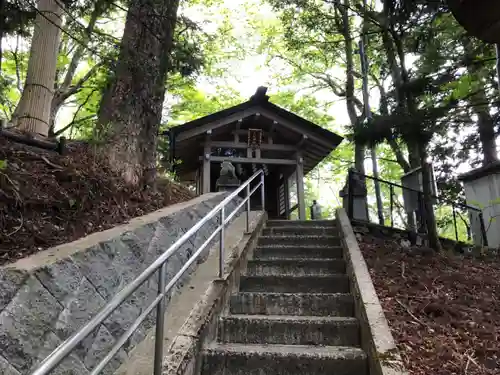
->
[11,0,63,136]
[475,99,498,165]
[377,81,411,172]
[340,0,365,173]
[465,47,498,165]
[380,2,420,169]
[464,42,498,165]
[97,0,180,187]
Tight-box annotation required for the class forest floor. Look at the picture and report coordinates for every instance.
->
[0,136,194,266]
[360,238,500,375]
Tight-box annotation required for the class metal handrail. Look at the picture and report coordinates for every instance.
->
[347,170,488,245]
[350,169,480,212]
[31,170,266,375]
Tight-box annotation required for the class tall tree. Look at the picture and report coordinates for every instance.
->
[265,0,367,173]
[463,40,498,165]
[97,0,181,187]
[10,0,63,136]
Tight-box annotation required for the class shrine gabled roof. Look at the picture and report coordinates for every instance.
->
[167,87,343,148]
[165,87,344,177]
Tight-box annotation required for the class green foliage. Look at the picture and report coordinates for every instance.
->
[0,48,29,117]
[166,85,244,125]
[1,0,497,232]
[269,92,335,128]
[1,0,36,37]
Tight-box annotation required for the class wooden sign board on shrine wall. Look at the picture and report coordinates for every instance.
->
[248,128,263,150]
[448,0,500,44]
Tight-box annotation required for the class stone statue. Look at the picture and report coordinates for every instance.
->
[220,161,237,179]
[216,161,240,192]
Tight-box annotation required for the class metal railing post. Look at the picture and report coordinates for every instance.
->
[417,191,426,234]
[479,212,488,247]
[389,184,394,228]
[452,204,459,242]
[219,207,225,278]
[246,184,250,233]
[153,263,167,375]
[260,172,265,211]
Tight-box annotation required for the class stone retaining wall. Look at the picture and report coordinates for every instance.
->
[0,193,242,375]
[337,210,408,375]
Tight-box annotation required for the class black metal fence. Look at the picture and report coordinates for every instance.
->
[347,170,488,246]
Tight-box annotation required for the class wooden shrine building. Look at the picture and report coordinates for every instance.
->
[166,87,344,219]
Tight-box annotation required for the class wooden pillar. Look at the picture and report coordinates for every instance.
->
[203,131,211,194]
[296,154,306,220]
[197,166,202,196]
[195,167,200,196]
[284,176,290,219]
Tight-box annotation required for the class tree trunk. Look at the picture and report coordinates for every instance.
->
[469,75,497,165]
[380,5,404,108]
[11,0,63,136]
[419,142,442,251]
[97,0,180,188]
[341,0,365,173]
[463,40,498,165]
[476,103,498,165]
[377,82,411,172]
[380,3,420,169]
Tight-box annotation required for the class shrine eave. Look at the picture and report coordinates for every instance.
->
[165,87,344,177]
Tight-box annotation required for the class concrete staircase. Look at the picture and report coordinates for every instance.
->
[202,219,368,375]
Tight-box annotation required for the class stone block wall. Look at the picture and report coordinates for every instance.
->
[0,193,242,375]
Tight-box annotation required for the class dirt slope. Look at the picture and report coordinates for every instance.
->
[360,238,500,375]
[0,137,194,265]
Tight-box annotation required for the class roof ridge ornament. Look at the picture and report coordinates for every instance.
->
[250,86,269,102]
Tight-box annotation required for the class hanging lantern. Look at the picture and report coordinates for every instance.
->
[448,0,500,43]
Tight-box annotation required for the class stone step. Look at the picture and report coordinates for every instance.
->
[218,315,360,346]
[262,226,340,237]
[202,343,367,375]
[253,245,343,260]
[239,275,349,293]
[258,235,341,247]
[229,292,355,317]
[262,226,339,236]
[266,220,337,228]
[245,259,346,276]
